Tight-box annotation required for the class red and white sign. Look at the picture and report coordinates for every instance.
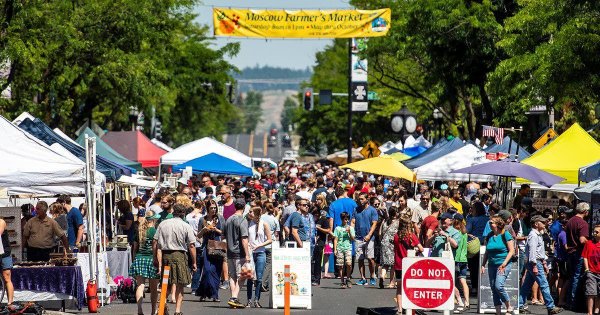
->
[402,257,455,310]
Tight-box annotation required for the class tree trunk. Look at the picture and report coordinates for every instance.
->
[478,81,493,126]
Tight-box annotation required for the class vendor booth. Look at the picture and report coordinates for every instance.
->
[413,143,495,182]
[77,127,143,171]
[160,136,252,167]
[173,153,254,176]
[403,138,464,169]
[102,130,167,168]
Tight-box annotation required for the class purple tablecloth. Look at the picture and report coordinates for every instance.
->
[11,266,85,309]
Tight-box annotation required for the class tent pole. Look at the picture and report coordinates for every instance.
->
[515,127,522,161]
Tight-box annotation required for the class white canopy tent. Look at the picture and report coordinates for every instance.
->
[406,135,432,149]
[160,137,252,167]
[414,143,496,182]
[151,138,173,152]
[117,175,158,188]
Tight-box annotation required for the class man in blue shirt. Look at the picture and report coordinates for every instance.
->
[58,195,83,248]
[287,200,308,248]
[352,192,378,286]
[327,186,357,229]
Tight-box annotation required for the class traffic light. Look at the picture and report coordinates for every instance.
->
[154,120,162,139]
[303,88,313,110]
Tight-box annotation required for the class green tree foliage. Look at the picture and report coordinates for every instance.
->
[241,91,263,133]
[0,0,239,146]
[489,0,600,133]
[280,96,297,132]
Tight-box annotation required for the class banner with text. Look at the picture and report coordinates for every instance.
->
[213,8,391,38]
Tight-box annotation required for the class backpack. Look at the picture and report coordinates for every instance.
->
[486,231,518,263]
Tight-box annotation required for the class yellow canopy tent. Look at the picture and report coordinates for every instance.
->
[386,152,411,162]
[340,155,416,182]
[520,123,600,184]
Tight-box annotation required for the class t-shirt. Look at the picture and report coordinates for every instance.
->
[455,232,468,263]
[222,202,236,220]
[327,197,357,229]
[224,214,249,259]
[136,227,156,257]
[566,216,589,255]
[411,204,430,225]
[157,210,173,225]
[449,199,463,215]
[333,225,355,252]
[315,216,330,246]
[186,212,204,248]
[67,207,83,246]
[431,226,462,257]
[288,212,307,241]
[118,212,135,243]
[153,218,196,252]
[466,215,489,243]
[260,214,280,250]
[582,240,600,274]
[393,233,420,271]
[486,231,514,266]
[354,206,378,240]
[556,230,568,261]
[419,215,439,244]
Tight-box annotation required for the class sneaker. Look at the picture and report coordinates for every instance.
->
[370,278,377,286]
[245,301,254,308]
[220,281,229,290]
[227,298,244,308]
[548,307,563,314]
[356,279,367,285]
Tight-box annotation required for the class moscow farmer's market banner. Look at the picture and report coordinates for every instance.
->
[213,8,391,38]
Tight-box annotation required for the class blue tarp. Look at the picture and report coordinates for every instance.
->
[579,160,600,183]
[402,146,428,158]
[173,153,253,176]
[19,118,132,181]
[403,138,464,169]
[484,136,531,160]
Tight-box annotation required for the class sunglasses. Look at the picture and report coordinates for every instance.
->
[298,203,308,206]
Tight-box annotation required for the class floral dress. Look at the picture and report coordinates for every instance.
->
[380,219,399,267]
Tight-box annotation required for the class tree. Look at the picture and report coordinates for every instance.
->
[0,0,239,146]
[489,0,600,135]
[242,91,263,133]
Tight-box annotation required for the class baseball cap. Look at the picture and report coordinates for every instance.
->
[496,210,512,221]
[177,177,188,185]
[440,184,449,190]
[440,212,454,220]
[145,212,161,220]
[531,215,549,223]
[326,181,334,188]
[453,213,464,221]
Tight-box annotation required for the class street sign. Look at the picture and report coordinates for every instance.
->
[402,257,455,311]
[360,140,381,158]
[532,128,557,150]
[351,82,368,112]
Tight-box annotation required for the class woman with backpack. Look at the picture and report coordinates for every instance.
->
[481,216,515,315]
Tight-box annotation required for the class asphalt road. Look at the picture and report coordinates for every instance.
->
[224,133,289,163]
[66,279,579,315]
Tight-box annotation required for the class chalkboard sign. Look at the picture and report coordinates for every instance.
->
[477,246,519,313]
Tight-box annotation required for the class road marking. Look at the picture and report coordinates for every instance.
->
[248,132,254,157]
[263,133,268,157]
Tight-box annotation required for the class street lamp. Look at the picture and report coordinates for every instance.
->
[432,108,443,142]
[391,104,417,146]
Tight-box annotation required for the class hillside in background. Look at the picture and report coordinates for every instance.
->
[235,65,311,92]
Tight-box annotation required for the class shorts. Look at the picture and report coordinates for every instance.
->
[335,249,352,266]
[557,260,569,278]
[585,271,600,296]
[455,262,468,279]
[355,239,375,260]
[394,270,402,280]
[228,258,244,280]
[0,256,12,270]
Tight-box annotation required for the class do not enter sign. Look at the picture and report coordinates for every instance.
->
[402,257,455,310]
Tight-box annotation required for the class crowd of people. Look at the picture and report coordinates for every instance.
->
[5,162,600,315]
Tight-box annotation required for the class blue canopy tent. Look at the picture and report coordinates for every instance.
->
[579,160,600,183]
[403,138,464,169]
[402,146,428,158]
[484,136,531,160]
[173,153,253,176]
[19,118,133,181]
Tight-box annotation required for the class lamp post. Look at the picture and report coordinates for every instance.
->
[432,108,443,142]
[391,104,417,147]
[129,106,138,131]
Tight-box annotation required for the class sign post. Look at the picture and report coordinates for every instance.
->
[402,257,455,314]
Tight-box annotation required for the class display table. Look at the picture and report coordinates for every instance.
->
[11,265,85,309]
[106,249,131,279]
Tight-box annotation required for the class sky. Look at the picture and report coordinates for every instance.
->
[194,0,352,70]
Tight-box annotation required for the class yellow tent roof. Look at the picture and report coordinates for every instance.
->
[340,155,416,182]
[521,123,600,184]
[386,152,411,162]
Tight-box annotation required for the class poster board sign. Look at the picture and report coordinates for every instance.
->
[0,207,22,262]
[213,8,391,38]
[478,246,519,313]
[531,197,559,212]
[270,242,311,309]
[401,257,455,311]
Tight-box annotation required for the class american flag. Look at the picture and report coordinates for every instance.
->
[482,125,504,144]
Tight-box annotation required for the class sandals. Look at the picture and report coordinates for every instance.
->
[531,300,544,305]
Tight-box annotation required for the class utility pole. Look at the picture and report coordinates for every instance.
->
[347,38,353,164]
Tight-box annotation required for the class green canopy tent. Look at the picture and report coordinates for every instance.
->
[76,127,143,171]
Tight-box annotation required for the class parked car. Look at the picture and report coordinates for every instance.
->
[268,135,277,147]
[282,134,291,147]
